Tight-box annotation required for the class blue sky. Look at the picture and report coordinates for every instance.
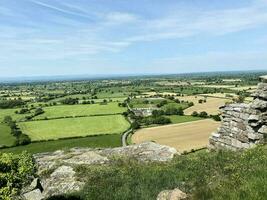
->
[0,0,267,77]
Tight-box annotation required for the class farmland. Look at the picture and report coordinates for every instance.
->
[0,123,15,147]
[18,115,130,141]
[132,119,220,152]
[0,71,264,153]
[183,96,229,115]
[34,102,126,119]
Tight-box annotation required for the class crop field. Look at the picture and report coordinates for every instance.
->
[19,115,130,141]
[34,102,126,119]
[132,119,220,152]
[175,95,229,115]
[0,123,16,147]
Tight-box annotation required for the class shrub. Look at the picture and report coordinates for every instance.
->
[0,152,36,200]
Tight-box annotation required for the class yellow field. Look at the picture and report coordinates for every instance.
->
[229,86,257,91]
[132,119,220,152]
[184,97,228,115]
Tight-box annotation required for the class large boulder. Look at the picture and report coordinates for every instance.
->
[29,142,178,199]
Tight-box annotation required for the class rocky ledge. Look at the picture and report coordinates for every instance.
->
[20,142,178,200]
[209,78,267,150]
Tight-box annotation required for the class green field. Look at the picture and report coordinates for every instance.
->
[166,115,203,124]
[0,123,16,147]
[0,108,28,122]
[0,134,121,154]
[34,102,126,119]
[19,115,130,141]
[162,102,189,111]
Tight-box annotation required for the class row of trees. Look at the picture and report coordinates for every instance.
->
[3,116,31,146]
[0,99,26,109]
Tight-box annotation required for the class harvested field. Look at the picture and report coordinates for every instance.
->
[132,119,220,152]
[180,96,229,115]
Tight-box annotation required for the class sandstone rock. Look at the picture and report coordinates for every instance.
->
[64,151,108,165]
[157,188,187,200]
[23,189,43,200]
[99,142,178,162]
[209,76,267,151]
[31,142,178,199]
[42,165,84,198]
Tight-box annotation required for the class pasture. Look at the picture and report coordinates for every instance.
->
[19,115,130,141]
[0,123,15,147]
[0,108,28,122]
[34,102,126,119]
[0,134,121,154]
[132,119,220,152]
[166,115,203,124]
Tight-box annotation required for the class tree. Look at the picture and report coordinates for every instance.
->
[199,111,208,118]
[191,111,199,117]
[131,121,140,130]
[35,107,44,116]
[3,116,12,124]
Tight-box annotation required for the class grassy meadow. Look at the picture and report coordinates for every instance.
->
[34,102,126,119]
[19,115,130,141]
[0,123,16,147]
[166,115,203,124]
[0,134,121,154]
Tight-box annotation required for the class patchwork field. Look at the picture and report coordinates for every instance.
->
[0,123,16,147]
[34,102,126,119]
[19,115,130,141]
[132,119,220,152]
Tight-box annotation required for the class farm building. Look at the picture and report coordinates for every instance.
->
[132,108,157,117]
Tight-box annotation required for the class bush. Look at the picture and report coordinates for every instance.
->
[0,152,36,199]
[191,111,199,117]
[199,111,208,118]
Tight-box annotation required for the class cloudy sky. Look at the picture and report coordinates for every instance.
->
[0,0,267,77]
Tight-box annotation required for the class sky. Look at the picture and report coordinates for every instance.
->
[0,0,267,77]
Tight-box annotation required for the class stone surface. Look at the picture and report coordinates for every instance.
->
[209,77,267,150]
[41,166,84,198]
[31,142,178,199]
[157,188,187,200]
[23,189,43,200]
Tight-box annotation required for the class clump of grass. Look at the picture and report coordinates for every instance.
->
[63,145,267,200]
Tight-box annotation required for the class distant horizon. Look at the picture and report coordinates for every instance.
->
[0,69,267,83]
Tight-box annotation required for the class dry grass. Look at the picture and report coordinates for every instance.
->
[175,95,230,115]
[132,119,220,152]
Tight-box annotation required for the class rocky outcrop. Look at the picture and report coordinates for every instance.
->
[21,142,177,199]
[157,188,188,200]
[209,78,267,150]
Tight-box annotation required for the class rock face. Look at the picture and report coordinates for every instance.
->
[26,142,177,199]
[157,188,187,200]
[209,78,267,150]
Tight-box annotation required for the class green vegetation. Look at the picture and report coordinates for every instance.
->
[0,152,35,200]
[0,134,121,154]
[62,145,267,200]
[167,115,203,124]
[0,108,28,122]
[0,123,16,147]
[34,102,126,119]
[19,115,130,141]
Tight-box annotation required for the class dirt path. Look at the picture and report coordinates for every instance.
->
[132,119,220,152]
